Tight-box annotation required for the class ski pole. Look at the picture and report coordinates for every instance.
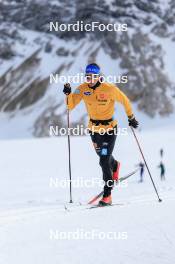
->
[66,95,73,203]
[130,127,162,202]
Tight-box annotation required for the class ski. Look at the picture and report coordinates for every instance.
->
[88,168,139,205]
[88,202,125,209]
[64,202,127,213]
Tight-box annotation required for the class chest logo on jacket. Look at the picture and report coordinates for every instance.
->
[84,91,92,96]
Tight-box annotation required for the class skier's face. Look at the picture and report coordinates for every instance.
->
[85,74,99,87]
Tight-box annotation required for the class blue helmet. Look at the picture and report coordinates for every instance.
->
[85,63,100,75]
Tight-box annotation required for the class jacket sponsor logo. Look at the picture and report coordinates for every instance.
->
[84,91,92,96]
[97,93,108,102]
[99,93,108,100]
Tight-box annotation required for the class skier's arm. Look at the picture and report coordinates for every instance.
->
[113,86,133,117]
[63,84,83,110]
[67,89,83,110]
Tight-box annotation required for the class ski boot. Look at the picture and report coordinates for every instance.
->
[98,195,112,206]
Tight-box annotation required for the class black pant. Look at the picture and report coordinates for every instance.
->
[90,128,117,197]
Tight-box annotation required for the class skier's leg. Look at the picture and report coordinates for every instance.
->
[90,131,101,156]
[99,155,114,197]
[141,173,143,182]
[90,128,117,158]
[140,169,143,182]
[99,132,118,199]
[102,128,120,178]
[109,155,118,172]
[104,127,118,172]
[90,130,118,203]
[90,131,107,185]
[162,172,165,181]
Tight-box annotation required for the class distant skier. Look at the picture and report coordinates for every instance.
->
[158,162,165,181]
[63,63,139,206]
[160,148,164,158]
[137,162,145,182]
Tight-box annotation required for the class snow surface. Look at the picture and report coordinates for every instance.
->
[0,125,175,264]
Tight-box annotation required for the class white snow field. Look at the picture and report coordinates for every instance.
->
[0,126,175,264]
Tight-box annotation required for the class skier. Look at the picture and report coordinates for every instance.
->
[137,162,145,182]
[160,148,164,158]
[158,162,165,181]
[63,63,139,206]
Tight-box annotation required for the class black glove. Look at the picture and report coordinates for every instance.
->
[63,83,71,95]
[128,116,139,128]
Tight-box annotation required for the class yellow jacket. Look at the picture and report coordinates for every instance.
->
[67,82,133,132]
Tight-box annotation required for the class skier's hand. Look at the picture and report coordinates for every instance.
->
[63,83,71,95]
[128,115,139,128]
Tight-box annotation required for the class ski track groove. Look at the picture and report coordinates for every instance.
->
[0,191,174,225]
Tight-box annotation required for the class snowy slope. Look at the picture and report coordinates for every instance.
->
[0,125,174,264]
